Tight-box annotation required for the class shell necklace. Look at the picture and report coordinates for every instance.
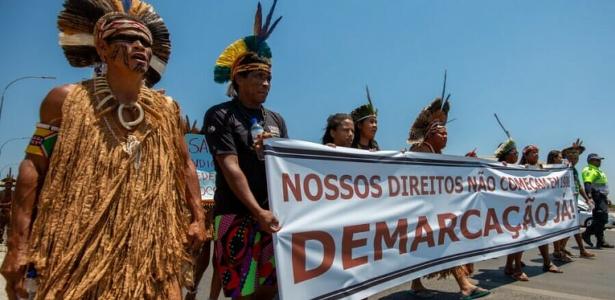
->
[93,75,145,130]
[93,76,148,169]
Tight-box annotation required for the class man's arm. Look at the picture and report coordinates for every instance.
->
[180,137,207,251]
[584,182,593,198]
[579,184,592,203]
[215,154,279,233]
[0,85,70,300]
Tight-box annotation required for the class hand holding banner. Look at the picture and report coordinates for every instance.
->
[265,139,578,300]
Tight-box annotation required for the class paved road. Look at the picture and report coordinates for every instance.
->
[0,230,613,300]
[371,229,615,300]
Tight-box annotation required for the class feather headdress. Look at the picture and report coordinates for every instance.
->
[562,138,585,158]
[407,71,450,145]
[214,0,282,84]
[350,85,378,123]
[493,113,517,159]
[58,0,170,86]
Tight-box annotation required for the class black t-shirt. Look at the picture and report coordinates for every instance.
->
[203,99,288,216]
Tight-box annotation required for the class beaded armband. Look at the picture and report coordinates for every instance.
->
[26,123,60,158]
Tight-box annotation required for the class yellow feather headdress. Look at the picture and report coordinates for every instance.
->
[214,0,282,84]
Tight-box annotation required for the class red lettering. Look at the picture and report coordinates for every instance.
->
[401,176,409,196]
[484,208,504,236]
[342,224,370,269]
[340,175,354,200]
[461,209,482,239]
[437,213,459,244]
[354,175,370,199]
[420,176,429,195]
[503,206,521,239]
[388,176,400,197]
[561,200,572,221]
[535,203,549,226]
[454,176,464,193]
[374,219,408,260]
[283,173,301,202]
[554,201,561,223]
[323,175,339,200]
[292,231,335,283]
[409,176,420,195]
[370,176,383,198]
[411,216,435,251]
[304,173,323,201]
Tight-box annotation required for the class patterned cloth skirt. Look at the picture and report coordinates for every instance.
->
[213,214,276,298]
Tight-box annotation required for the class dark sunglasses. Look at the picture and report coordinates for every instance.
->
[106,34,152,48]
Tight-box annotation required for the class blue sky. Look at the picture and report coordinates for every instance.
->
[1,0,614,179]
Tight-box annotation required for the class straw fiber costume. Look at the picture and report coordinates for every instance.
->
[206,1,286,298]
[0,1,205,299]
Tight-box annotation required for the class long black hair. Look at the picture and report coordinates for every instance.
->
[547,150,562,164]
[351,117,379,150]
[322,113,353,145]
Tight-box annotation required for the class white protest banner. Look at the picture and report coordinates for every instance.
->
[265,139,578,300]
[185,133,216,201]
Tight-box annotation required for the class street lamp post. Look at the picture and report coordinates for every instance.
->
[0,163,19,178]
[0,75,56,124]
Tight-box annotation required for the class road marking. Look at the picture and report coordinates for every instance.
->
[498,284,609,300]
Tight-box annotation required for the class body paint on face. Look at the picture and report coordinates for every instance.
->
[107,39,151,73]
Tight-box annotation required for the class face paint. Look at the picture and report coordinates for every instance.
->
[105,30,152,74]
[97,16,153,74]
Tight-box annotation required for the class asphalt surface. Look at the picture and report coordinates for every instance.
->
[0,230,613,300]
[370,229,615,300]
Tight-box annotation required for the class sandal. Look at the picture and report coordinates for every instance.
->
[543,263,563,273]
[511,272,529,282]
[504,267,513,276]
[460,288,491,300]
[553,252,573,263]
[579,251,596,258]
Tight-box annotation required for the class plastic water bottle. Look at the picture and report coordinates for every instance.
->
[24,266,37,300]
[250,118,265,160]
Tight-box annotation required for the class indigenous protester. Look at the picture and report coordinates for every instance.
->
[183,117,221,300]
[495,138,529,281]
[582,153,613,249]
[560,140,595,258]
[350,86,379,150]
[547,150,575,263]
[0,170,16,245]
[0,1,207,299]
[520,145,563,273]
[407,94,490,300]
[408,99,449,154]
[203,1,287,299]
[322,113,354,147]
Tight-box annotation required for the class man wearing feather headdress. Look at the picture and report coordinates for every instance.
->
[203,1,286,299]
[406,73,490,300]
[558,139,595,258]
[0,1,206,299]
